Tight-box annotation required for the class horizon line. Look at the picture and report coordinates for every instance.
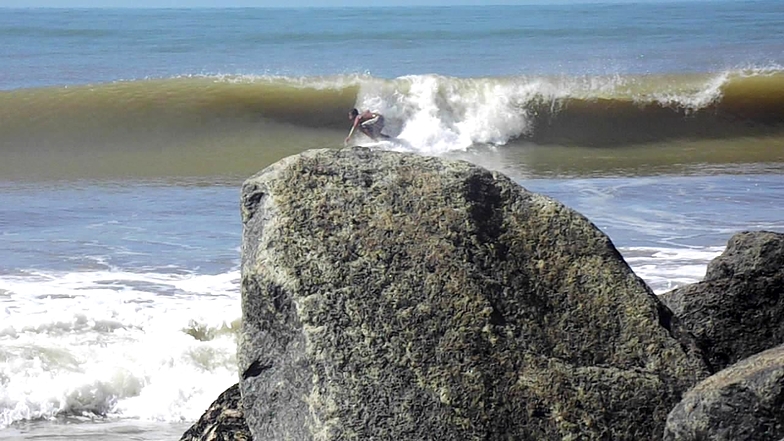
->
[0,0,726,9]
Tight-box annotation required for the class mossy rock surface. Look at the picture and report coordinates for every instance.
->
[239,147,709,441]
[180,384,251,441]
[661,231,784,372]
[664,344,784,441]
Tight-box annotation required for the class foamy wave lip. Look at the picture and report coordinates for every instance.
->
[646,64,784,111]
[649,72,729,112]
[0,268,241,428]
[735,63,784,77]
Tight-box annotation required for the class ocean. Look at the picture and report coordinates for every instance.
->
[1,2,783,440]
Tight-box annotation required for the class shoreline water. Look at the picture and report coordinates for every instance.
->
[2,420,191,441]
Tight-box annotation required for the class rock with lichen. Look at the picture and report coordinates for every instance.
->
[179,384,251,441]
[661,231,784,372]
[664,344,784,441]
[238,147,709,441]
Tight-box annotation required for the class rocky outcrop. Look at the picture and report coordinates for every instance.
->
[664,344,784,441]
[238,147,709,441]
[179,384,251,441]
[661,231,784,372]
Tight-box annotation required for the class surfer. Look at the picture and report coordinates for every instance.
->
[345,108,390,144]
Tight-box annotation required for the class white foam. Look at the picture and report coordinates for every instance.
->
[0,269,240,428]
[622,246,725,294]
[356,75,540,154]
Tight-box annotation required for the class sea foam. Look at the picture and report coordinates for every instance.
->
[0,268,240,428]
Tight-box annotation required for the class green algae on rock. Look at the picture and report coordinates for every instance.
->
[664,344,784,441]
[239,147,709,441]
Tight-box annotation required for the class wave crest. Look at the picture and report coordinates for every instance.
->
[1,69,783,180]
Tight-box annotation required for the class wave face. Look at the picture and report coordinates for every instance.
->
[2,70,784,180]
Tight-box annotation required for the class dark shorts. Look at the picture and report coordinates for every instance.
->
[360,115,384,135]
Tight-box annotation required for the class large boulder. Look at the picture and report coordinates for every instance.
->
[238,147,709,441]
[179,384,251,441]
[664,344,784,441]
[661,231,784,372]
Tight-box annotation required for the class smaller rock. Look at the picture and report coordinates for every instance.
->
[664,344,784,441]
[179,384,251,441]
[704,231,784,281]
[661,231,784,372]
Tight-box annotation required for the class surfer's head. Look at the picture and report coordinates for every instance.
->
[349,108,359,119]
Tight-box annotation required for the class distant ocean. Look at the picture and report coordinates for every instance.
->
[1,3,783,440]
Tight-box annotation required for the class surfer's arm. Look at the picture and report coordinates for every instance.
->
[345,118,359,144]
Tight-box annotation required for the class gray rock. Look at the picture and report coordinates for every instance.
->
[661,231,784,372]
[179,384,251,441]
[664,344,784,441]
[239,147,709,441]
[704,231,784,282]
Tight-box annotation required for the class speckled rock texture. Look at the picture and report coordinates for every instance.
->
[661,231,784,372]
[239,147,710,441]
[664,344,784,441]
[179,384,251,441]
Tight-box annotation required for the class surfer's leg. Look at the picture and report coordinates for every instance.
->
[375,115,390,139]
[369,124,383,140]
[359,126,374,139]
[360,115,390,140]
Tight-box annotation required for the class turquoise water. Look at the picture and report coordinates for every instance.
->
[1,3,784,439]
